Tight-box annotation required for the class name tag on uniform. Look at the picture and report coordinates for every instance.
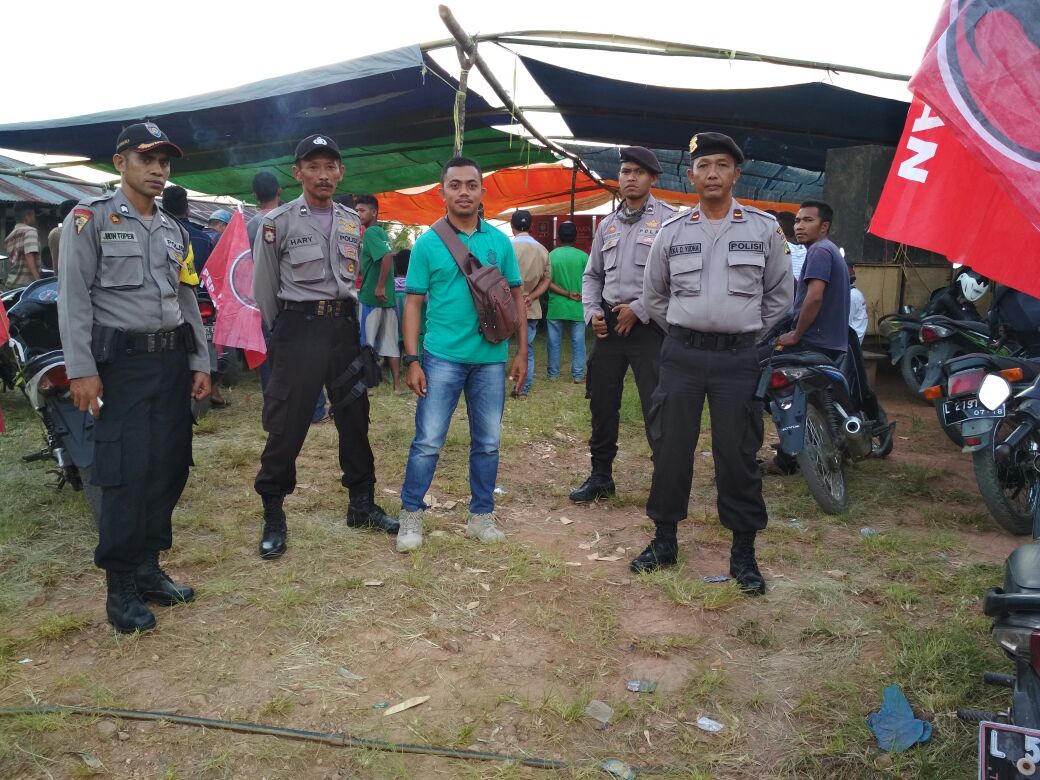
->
[337,233,359,247]
[602,235,620,251]
[668,243,702,257]
[729,241,764,253]
[288,235,317,249]
[100,231,136,242]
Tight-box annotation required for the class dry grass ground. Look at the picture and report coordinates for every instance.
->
[0,340,1020,779]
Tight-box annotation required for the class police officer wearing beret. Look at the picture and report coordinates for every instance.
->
[634,132,792,593]
[252,134,398,561]
[57,123,210,633]
[571,146,677,503]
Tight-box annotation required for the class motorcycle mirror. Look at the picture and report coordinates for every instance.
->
[979,374,1012,411]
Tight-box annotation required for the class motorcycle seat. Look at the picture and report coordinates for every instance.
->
[770,351,839,368]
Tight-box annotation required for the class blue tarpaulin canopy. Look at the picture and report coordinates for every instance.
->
[0,47,553,200]
[522,55,909,172]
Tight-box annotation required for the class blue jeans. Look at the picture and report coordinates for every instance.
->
[400,353,506,514]
[522,320,538,394]
[547,319,586,380]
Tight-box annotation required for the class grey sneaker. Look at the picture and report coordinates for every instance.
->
[396,509,425,552]
[466,512,505,543]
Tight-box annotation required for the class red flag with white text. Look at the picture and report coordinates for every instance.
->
[869,97,1040,292]
[910,0,1040,228]
[200,210,266,368]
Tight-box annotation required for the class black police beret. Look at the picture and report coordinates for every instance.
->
[618,146,663,175]
[295,134,342,161]
[116,123,183,158]
[688,132,745,164]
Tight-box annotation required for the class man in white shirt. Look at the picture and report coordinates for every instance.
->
[848,265,868,343]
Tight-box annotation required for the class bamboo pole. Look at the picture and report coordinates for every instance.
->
[422,29,911,82]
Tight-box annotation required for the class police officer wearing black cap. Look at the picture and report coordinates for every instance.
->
[57,122,210,633]
[633,132,792,594]
[571,146,677,503]
[252,133,398,560]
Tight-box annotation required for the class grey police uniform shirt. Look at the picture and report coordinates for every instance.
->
[252,195,362,329]
[57,188,209,379]
[643,199,793,336]
[582,194,678,325]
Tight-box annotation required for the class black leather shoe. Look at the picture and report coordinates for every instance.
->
[135,551,195,605]
[629,537,679,573]
[106,570,156,634]
[730,534,766,595]
[569,472,616,502]
[346,484,400,534]
[260,494,287,559]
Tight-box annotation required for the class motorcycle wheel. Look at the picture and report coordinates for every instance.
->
[899,344,930,401]
[77,466,102,529]
[972,419,1040,536]
[796,401,849,514]
[935,402,966,448]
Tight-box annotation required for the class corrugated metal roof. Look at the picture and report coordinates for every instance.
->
[0,155,108,205]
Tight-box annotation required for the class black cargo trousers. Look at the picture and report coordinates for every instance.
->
[645,332,769,534]
[254,306,375,498]
[93,341,193,572]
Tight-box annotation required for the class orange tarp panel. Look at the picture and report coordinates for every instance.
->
[376,165,798,226]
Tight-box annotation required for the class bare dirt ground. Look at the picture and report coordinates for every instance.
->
[0,360,1019,779]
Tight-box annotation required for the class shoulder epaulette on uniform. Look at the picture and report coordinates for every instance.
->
[264,201,293,221]
[659,201,679,212]
[742,204,778,222]
[662,209,691,228]
[82,192,113,206]
[334,203,360,218]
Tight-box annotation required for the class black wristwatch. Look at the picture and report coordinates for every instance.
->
[402,354,419,367]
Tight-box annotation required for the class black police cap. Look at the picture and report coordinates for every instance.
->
[295,134,342,161]
[510,209,532,230]
[618,146,662,175]
[115,122,183,158]
[688,132,744,164]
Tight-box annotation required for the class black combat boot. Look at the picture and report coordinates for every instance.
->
[346,483,399,534]
[135,550,195,605]
[730,532,766,595]
[106,570,157,634]
[629,525,679,574]
[260,494,287,559]
[569,458,616,502]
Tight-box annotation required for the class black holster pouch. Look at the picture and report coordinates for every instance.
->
[329,345,381,410]
[178,322,198,354]
[90,325,120,365]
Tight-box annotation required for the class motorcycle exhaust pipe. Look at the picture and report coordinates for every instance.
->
[843,416,872,459]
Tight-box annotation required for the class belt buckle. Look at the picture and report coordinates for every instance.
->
[316,300,327,316]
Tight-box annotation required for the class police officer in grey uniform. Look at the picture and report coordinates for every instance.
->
[252,134,397,561]
[58,123,210,633]
[633,132,792,594]
[571,147,677,502]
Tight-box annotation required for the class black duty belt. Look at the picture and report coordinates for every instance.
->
[282,299,356,318]
[668,325,755,351]
[122,324,191,355]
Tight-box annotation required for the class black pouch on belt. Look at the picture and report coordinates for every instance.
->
[329,345,381,410]
[90,325,119,365]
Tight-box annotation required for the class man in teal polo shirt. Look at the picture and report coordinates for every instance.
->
[396,156,527,552]
[355,194,401,394]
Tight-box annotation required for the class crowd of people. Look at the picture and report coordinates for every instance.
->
[5,121,866,634]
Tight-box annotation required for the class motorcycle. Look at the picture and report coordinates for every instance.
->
[918,314,1023,396]
[5,276,100,525]
[926,353,1040,533]
[958,373,1040,776]
[757,328,896,514]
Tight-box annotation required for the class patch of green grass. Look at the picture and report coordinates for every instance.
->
[257,693,296,719]
[630,633,702,656]
[30,612,92,642]
[736,618,778,648]
[640,567,742,610]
